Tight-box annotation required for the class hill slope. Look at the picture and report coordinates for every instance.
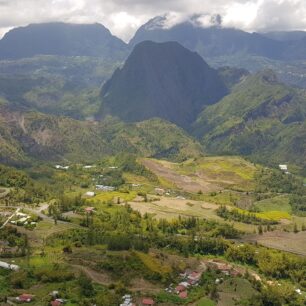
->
[99,41,228,128]
[0,106,202,165]
[193,70,306,168]
[0,23,128,60]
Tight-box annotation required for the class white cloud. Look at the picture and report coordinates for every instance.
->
[0,0,305,42]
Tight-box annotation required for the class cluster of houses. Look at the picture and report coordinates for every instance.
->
[11,290,66,305]
[205,260,241,277]
[120,294,135,306]
[165,270,202,300]
[10,212,36,227]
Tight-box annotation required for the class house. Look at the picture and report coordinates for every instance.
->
[188,271,201,283]
[0,261,19,271]
[142,298,155,305]
[179,291,188,299]
[83,165,96,169]
[84,191,95,197]
[95,185,115,191]
[279,165,288,171]
[17,294,34,303]
[175,284,187,293]
[51,300,62,306]
[85,207,95,213]
[55,165,69,170]
[155,188,165,195]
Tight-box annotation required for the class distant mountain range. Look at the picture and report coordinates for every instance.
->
[0,20,305,172]
[130,16,306,61]
[99,41,228,128]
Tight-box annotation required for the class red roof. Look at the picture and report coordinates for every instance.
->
[51,301,62,306]
[176,285,186,292]
[85,207,95,212]
[19,294,33,301]
[179,291,188,299]
[142,298,155,305]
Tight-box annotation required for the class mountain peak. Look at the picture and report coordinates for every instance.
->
[99,40,228,128]
[0,22,128,60]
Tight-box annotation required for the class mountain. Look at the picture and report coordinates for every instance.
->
[0,23,128,60]
[130,17,285,59]
[99,41,228,128]
[263,31,306,42]
[130,17,306,88]
[193,70,306,168]
[0,105,202,165]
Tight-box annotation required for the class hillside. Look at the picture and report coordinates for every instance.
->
[0,55,120,119]
[0,23,128,60]
[193,70,306,169]
[0,106,202,165]
[99,41,228,128]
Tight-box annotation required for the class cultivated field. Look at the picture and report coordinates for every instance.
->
[142,156,258,193]
[243,230,306,256]
[128,196,257,233]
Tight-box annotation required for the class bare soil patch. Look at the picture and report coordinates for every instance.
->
[142,159,222,193]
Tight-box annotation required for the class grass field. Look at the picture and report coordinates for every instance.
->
[243,230,306,256]
[217,278,256,306]
[128,196,258,233]
[254,195,292,213]
[196,297,216,306]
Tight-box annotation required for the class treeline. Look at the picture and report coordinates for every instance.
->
[255,168,304,194]
[226,244,306,287]
[0,164,49,204]
[216,205,277,225]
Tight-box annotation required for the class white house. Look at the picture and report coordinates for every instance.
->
[279,164,288,171]
[0,261,20,271]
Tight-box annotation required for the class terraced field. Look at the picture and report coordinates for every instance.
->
[142,156,258,193]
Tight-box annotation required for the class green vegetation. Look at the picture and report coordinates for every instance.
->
[194,70,306,171]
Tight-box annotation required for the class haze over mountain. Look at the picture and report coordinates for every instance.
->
[100,40,228,128]
[0,23,128,60]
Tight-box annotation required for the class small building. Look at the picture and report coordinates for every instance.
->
[155,188,165,195]
[55,165,69,170]
[142,298,155,306]
[83,165,96,169]
[85,207,95,213]
[279,164,288,171]
[179,291,188,299]
[175,284,187,293]
[84,191,95,197]
[17,294,34,303]
[0,261,19,271]
[95,185,115,192]
[51,301,62,306]
[187,271,202,285]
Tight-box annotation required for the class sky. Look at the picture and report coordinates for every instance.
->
[0,0,306,42]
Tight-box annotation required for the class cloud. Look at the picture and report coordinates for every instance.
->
[0,0,305,42]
